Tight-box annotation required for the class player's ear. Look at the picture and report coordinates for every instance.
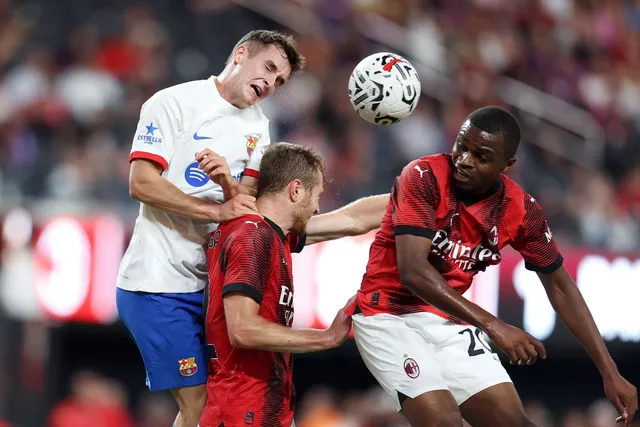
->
[289,179,303,202]
[233,45,247,65]
[502,156,517,173]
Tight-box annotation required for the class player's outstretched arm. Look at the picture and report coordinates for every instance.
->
[129,158,257,222]
[223,293,353,353]
[396,233,546,366]
[537,267,637,424]
[305,194,389,245]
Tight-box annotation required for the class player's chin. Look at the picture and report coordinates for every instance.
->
[452,176,476,192]
[245,86,261,105]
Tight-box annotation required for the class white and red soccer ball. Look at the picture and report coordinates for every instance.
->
[348,52,421,125]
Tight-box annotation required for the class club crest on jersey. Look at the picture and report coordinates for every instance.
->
[178,357,198,377]
[245,134,259,155]
[403,354,420,379]
[244,411,254,425]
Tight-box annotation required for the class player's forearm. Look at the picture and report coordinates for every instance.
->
[130,170,222,222]
[228,316,336,353]
[541,268,617,377]
[306,194,389,245]
[401,262,497,330]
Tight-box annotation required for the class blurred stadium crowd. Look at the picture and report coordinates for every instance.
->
[0,0,638,426]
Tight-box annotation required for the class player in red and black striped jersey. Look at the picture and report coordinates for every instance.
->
[350,107,637,427]
[200,142,387,427]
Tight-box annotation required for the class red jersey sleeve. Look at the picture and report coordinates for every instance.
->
[511,195,563,273]
[220,224,275,304]
[287,233,306,253]
[392,158,440,239]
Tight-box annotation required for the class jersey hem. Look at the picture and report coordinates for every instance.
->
[130,151,169,170]
[222,282,263,305]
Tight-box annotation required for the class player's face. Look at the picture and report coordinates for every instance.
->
[292,170,324,235]
[232,44,292,107]
[451,120,515,194]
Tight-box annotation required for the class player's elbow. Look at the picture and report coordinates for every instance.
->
[227,323,256,349]
[129,177,144,202]
[399,264,435,295]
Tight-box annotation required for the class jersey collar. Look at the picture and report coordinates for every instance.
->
[263,216,287,242]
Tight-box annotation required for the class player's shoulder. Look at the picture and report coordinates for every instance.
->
[403,153,451,180]
[222,215,274,243]
[150,77,214,106]
[500,174,545,216]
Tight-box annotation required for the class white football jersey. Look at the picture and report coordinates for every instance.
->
[117,76,271,293]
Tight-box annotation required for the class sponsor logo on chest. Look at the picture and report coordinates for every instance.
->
[430,227,501,272]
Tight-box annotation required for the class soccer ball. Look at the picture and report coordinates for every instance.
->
[348,52,421,125]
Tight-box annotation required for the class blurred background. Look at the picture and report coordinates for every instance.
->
[0,0,638,425]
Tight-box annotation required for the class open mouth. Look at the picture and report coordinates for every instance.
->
[250,84,262,98]
[455,167,472,180]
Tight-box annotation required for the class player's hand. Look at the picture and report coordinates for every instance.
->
[196,149,235,188]
[485,319,546,366]
[327,295,356,348]
[216,194,257,222]
[603,372,637,425]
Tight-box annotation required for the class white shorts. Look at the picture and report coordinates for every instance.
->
[352,312,512,411]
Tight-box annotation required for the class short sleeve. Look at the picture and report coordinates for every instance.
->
[392,159,440,239]
[511,195,563,273]
[244,121,271,178]
[221,225,274,304]
[129,91,181,171]
[287,233,306,254]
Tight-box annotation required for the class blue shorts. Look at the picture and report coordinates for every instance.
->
[116,288,208,391]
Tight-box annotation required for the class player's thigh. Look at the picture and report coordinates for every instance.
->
[401,390,463,427]
[459,382,534,427]
[352,313,450,413]
[413,316,513,407]
[170,383,207,412]
[116,289,208,391]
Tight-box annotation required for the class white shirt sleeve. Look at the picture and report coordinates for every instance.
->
[244,121,272,178]
[129,91,182,171]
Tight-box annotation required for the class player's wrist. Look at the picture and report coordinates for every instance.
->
[597,357,619,380]
[204,201,223,222]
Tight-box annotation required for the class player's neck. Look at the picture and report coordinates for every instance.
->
[256,197,294,236]
[214,73,243,109]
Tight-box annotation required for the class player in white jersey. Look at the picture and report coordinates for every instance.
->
[116,30,389,427]
[116,30,303,427]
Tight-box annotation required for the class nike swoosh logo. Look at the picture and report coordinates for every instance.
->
[193,132,213,140]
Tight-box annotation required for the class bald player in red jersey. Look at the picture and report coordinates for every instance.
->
[349,106,637,427]
[200,142,387,427]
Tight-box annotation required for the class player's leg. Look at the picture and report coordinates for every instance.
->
[458,382,535,427]
[116,289,209,427]
[400,390,463,427]
[418,315,534,427]
[352,312,464,427]
[171,384,207,427]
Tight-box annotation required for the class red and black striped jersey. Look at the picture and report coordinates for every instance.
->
[354,153,563,319]
[201,214,305,427]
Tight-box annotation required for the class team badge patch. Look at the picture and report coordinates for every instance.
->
[178,357,198,377]
[244,411,254,425]
[403,355,420,379]
[245,135,259,155]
